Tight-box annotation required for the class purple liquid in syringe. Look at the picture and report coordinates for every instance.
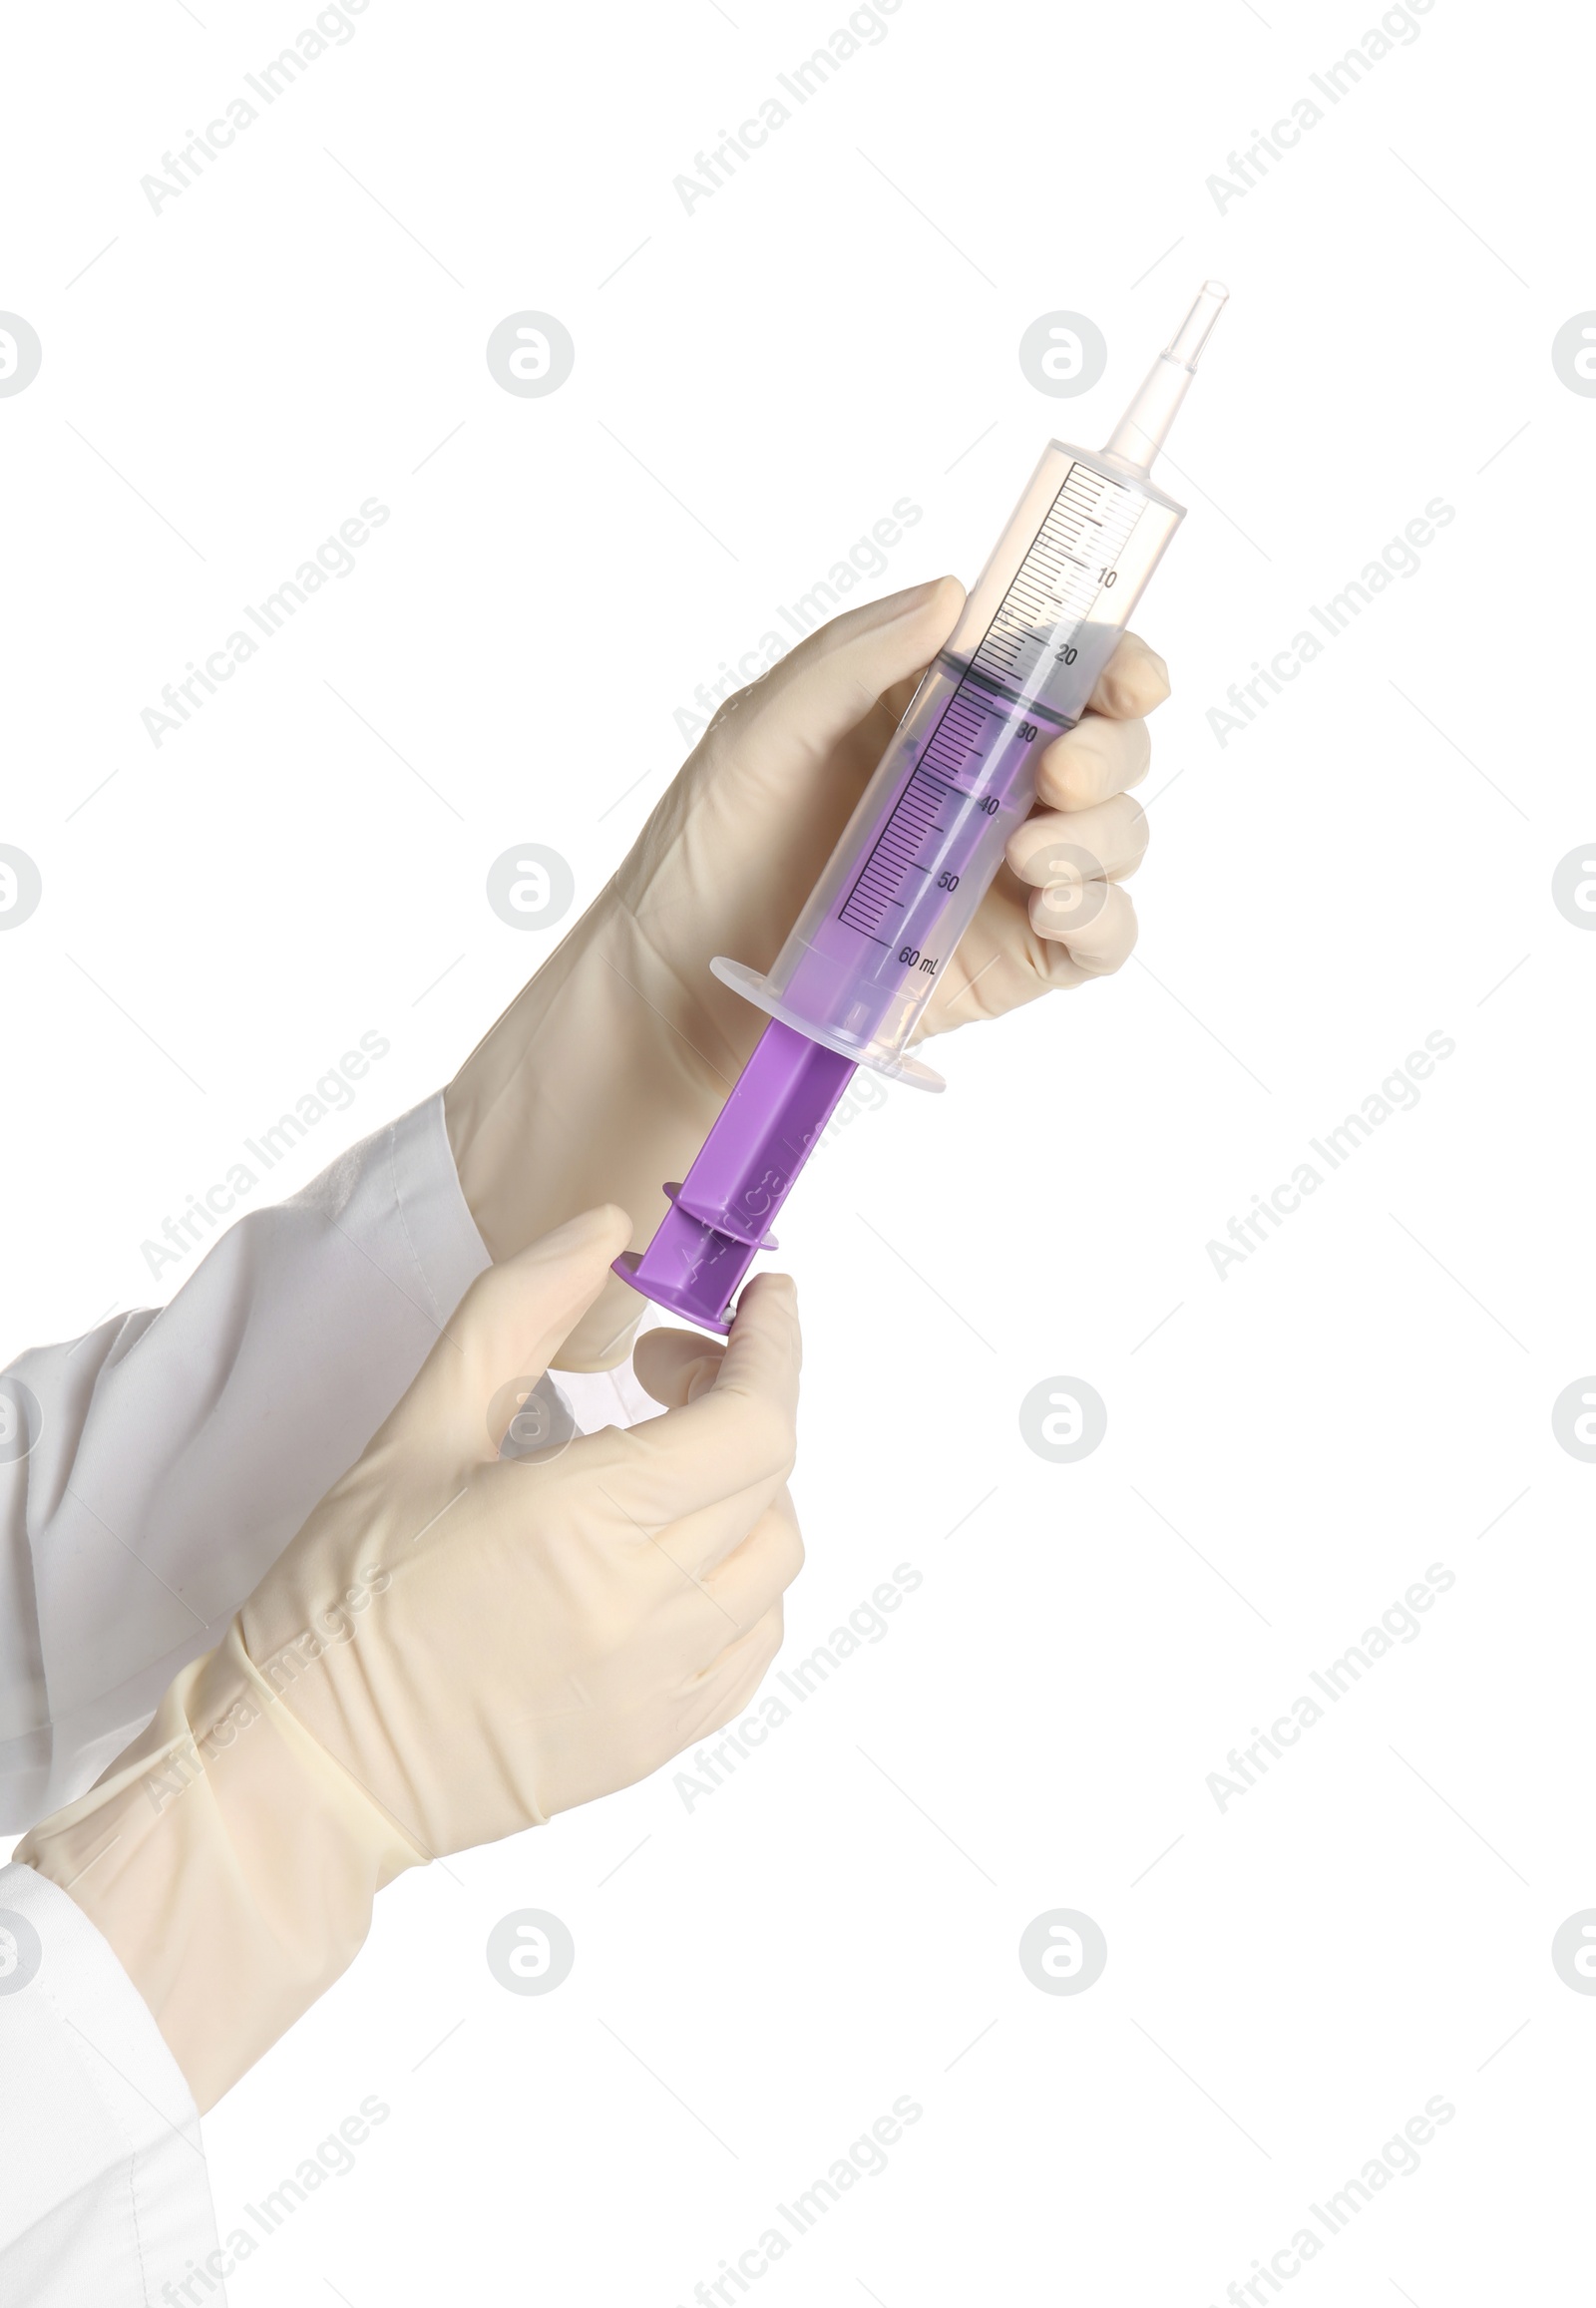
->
[773,453,1146,1058]
[780,644,1065,1047]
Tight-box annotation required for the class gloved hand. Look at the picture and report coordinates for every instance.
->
[18,1208,802,2111]
[447,579,1166,1367]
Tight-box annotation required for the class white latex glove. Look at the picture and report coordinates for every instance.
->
[18,1208,803,2111]
[446,582,1167,1368]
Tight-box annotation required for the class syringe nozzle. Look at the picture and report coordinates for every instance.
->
[1101,280,1229,476]
[1164,279,1229,369]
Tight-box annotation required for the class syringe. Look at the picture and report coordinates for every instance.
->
[614,281,1228,1334]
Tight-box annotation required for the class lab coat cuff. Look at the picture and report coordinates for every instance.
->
[0,1859,221,2304]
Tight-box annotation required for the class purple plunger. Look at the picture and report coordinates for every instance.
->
[612,1019,856,1335]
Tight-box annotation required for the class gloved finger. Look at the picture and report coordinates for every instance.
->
[1034,709,1152,811]
[1085,629,1171,719]
[389,1205,633,1472]
[629,1468,788,1605]
[1028,878,1139,970]
[633,1327,727,1409]
[708,577,965,775]
[681,1600,786,1745]
[1005,795,1148,888]
[570,1274,802,1544]
[702,1486,804,1630]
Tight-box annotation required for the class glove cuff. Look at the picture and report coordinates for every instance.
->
[17,1620,425,2111]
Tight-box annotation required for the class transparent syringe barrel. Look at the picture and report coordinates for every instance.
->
[727,444,1183,1081]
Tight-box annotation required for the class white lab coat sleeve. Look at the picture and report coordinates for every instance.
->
[0,1860,221,2307]
[0,1092,492,1832]
[0,1091,666,2308]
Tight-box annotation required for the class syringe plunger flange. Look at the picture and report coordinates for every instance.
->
[614,1019,857,1334]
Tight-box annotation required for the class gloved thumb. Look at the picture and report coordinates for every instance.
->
[633,1326,726,1408]
[715,575,965,780]
[380,1204,633,1472]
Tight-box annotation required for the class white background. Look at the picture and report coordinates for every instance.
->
[4,0,1595,2300]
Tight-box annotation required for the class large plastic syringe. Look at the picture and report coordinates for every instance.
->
[614,281,1228,1334]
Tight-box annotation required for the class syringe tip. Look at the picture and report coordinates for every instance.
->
[1163,280,1230,371]
[1102,280,1230,473]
